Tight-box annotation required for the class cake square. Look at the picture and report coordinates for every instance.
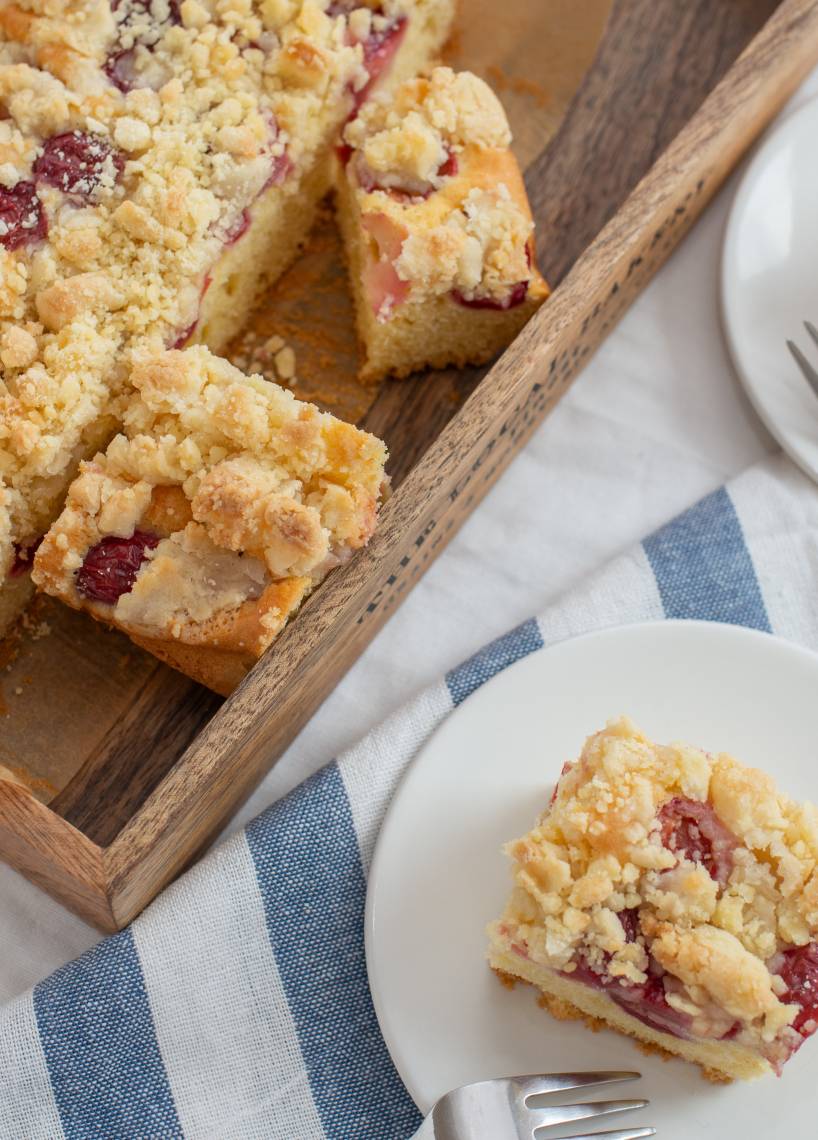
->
[335,66,550,381]
[32,345,388,693]
[488,717,818,1081]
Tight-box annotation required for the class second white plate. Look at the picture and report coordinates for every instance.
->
[722,94,818,483]
[366,620,818,1138]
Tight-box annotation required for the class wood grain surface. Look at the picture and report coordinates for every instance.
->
[4,0,818,929]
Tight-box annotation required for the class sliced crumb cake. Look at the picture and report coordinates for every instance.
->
[335,66,549,380]
[0,0,453,639]
[488,717,818,1081]
[33,346,388,693]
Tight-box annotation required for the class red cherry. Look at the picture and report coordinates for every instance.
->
[0,181,47,250]
[34,132,125,200]
[437,150,459,179]
[260,115,293,189]
[104,0,181,92]
[776,942,818,1037]
[264,151,293,189]
[618,907,641,944]
[76,531,160,604]
[356,14,406,106]
[657,797,738,885]
[104,49,140,93]
[327,4,407,113]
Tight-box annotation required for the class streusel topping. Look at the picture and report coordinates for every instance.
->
[345,66,510,187]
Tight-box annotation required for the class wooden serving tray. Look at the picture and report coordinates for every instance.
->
[3,0,818,931]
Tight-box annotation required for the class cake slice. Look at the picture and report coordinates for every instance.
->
[488,717,818,1081]
[334,66,549,381]
[32,346,388,693]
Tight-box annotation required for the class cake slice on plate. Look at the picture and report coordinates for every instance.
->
[488,717,818,1081]
[32,346,388,694]
[335,66,550,381]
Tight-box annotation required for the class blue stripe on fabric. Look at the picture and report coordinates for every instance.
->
[246,762,421,1140]
[643,486,771,630]
[446,616,544,706]
[33,928,182,1140]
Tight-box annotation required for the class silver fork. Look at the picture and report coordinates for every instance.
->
[413,1071,654,1139]
[786,320,818,398]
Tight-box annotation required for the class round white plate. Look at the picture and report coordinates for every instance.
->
[722,95,818,484]
[366,620,818,1138]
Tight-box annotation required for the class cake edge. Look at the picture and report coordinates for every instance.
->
[487,936,773,1083]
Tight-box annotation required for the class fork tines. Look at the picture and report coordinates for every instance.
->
[514,1071,653,1138]
[566,1130,656,1139]
[787,321,818,397]
[514,1071,640,1097]
[527,1096,648,1133]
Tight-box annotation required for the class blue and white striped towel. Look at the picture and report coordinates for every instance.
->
[2,451,818,1140]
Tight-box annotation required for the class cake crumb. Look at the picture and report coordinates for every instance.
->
[274,345,296,381]
[228,329,299,390]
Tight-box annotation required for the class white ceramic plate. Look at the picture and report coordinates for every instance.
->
[366,620,818,1137]
[722,95,818,484]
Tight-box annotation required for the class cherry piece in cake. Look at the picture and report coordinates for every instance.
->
[75,531,160,604]
[34,132,125,200]
[658,796,738,885]
[776,942,818,1038]
[355,15,407,108]
[104,0,182,92]
[0,181,47,250]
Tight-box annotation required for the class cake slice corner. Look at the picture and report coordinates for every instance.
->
[32,345,388,694]
[335,65,550,382]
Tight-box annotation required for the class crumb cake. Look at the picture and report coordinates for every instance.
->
[0,0,453,639]
[334,66,549,381]
[32,345,388,693]
[488,718,818,1081]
